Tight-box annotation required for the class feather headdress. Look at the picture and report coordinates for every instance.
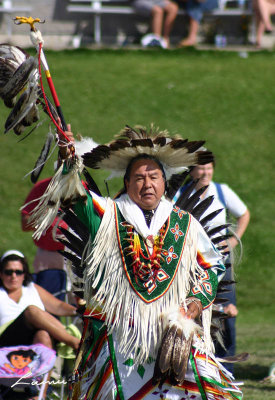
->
[82,125,213,179]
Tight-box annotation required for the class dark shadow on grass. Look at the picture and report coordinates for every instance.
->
[244,383,275,392]
[234,363,269,380]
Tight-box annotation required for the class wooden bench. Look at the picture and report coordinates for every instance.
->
[0,0,32,36]
[67,0,253,44]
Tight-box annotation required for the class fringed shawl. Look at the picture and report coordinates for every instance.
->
[84,198,213,365]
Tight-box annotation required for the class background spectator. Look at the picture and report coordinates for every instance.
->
[0,249,79,350]
[133,0,179,47]
[253,0,275,47]
[177,0,219,46]
[174,160,250,373]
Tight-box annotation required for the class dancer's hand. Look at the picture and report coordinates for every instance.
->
[56,119,75,159]
[180,298,202,320]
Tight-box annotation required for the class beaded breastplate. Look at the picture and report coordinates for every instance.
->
[115,205,191,303]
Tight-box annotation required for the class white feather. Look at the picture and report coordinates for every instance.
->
[74,137,98,156]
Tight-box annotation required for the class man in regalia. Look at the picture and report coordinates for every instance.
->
[30,125,243,400]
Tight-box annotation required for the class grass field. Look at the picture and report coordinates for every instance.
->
[0,48,274,399]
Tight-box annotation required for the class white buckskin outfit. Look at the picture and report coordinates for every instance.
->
[28,126,243,399]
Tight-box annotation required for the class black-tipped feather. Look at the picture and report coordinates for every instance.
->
[58,238,84,258]
[82,168,102,196]
[31,131,54,183]
[175,180,198,209]
[216,287,231,294]
[217,245,228,251]
[221,251,230,257]
[70,264,84,279]
[219,280,236,286]
[207,224,231,238]
[73,290,84,299]
[191,196,215,220]
[166,171,189,200]
[211,234,231,245]
[212,310,229,319]
[180,185,209,213]
[58,226,85,256]
[58,250,81,267]
[59,250,84,279]
[60,209,90,243]
[213,297,229,304]
[199,208,223,226]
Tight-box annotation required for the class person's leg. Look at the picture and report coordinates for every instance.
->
[179,17,199,46]
[24,305,80,350]
[256,19,266,46]
[215,317,236,374]
[151,5,165,36]
[33,329,53,348]
[256,0,273,30]
[163,1,179,45]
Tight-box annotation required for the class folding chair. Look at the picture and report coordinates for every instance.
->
[32,269,68,302]
[0,344,56,400]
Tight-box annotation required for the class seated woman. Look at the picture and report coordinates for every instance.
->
[0,250,80,352]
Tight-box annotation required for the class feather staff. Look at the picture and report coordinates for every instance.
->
[13,17,68,133]
[12,16,75,181]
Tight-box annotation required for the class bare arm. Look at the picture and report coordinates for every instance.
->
[35,283,77,317]
[228,208,250,249]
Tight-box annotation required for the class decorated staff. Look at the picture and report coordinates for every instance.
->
[13,17,68,132]
[0,16,73,182]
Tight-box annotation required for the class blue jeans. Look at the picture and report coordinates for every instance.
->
[215,265,236,374]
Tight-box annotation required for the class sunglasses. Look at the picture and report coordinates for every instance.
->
[3,269,24,276]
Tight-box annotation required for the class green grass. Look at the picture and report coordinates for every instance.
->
[0,48,274,399]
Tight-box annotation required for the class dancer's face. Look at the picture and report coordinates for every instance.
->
[125,159,165,210]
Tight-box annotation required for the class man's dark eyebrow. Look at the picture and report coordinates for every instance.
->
[133,171,161,178]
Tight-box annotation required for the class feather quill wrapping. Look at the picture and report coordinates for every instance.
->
[21,157,86,240]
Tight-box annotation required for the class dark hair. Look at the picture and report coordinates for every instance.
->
[0,254,32,287]
[7,349,36,362]
[208,151,215,167]
[123,154,167,189]
[189,153,216,171]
